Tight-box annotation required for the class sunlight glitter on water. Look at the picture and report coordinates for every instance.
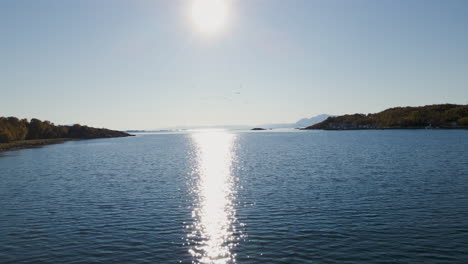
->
[188,130,239,264]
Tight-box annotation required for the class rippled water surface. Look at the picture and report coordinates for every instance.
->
[1,130,467,263]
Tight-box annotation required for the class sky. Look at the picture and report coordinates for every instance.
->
[1,0,468,130]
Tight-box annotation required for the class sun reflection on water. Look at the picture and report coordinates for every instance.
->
[188,130,239,264]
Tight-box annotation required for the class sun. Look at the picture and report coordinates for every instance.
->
[190,0,230,35]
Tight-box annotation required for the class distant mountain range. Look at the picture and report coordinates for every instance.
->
[128,114,333,132]
[257,114,332,129]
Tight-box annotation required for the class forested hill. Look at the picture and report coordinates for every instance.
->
[306,104,468,130]
[0,117,131,143]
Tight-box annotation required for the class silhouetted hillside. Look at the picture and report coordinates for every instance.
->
[306,104,468,130]
[0,117,131,143]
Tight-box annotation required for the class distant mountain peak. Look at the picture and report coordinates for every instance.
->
[256,114,332,129]
[295,114,332,128]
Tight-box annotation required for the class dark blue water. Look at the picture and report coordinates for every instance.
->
[1,130,467,263]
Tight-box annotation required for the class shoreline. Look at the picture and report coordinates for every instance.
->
[303,127,468,131]
[0,138,78,154]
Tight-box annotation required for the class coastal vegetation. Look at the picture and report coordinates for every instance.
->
[306,104,468,130]
[0,117,131,144]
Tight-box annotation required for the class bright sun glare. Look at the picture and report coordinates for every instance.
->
[191,0,230,35]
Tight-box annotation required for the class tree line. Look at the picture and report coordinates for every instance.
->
[307,104,468,130]
[0,117,130,143]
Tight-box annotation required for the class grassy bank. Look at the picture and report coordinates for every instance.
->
[0,138,76,153]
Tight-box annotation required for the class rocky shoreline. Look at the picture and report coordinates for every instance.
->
[0,135,133,154]
[0,138,77,153]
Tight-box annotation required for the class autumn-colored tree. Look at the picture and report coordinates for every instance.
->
[458,117,468,126]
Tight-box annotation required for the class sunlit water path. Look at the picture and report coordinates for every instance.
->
[187,130,240,264]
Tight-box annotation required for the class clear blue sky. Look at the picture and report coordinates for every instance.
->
[1,0,467,130]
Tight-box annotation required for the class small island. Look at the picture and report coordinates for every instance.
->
[305,104,468,130]
[251,128,267,131]
[0,117,132,153]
